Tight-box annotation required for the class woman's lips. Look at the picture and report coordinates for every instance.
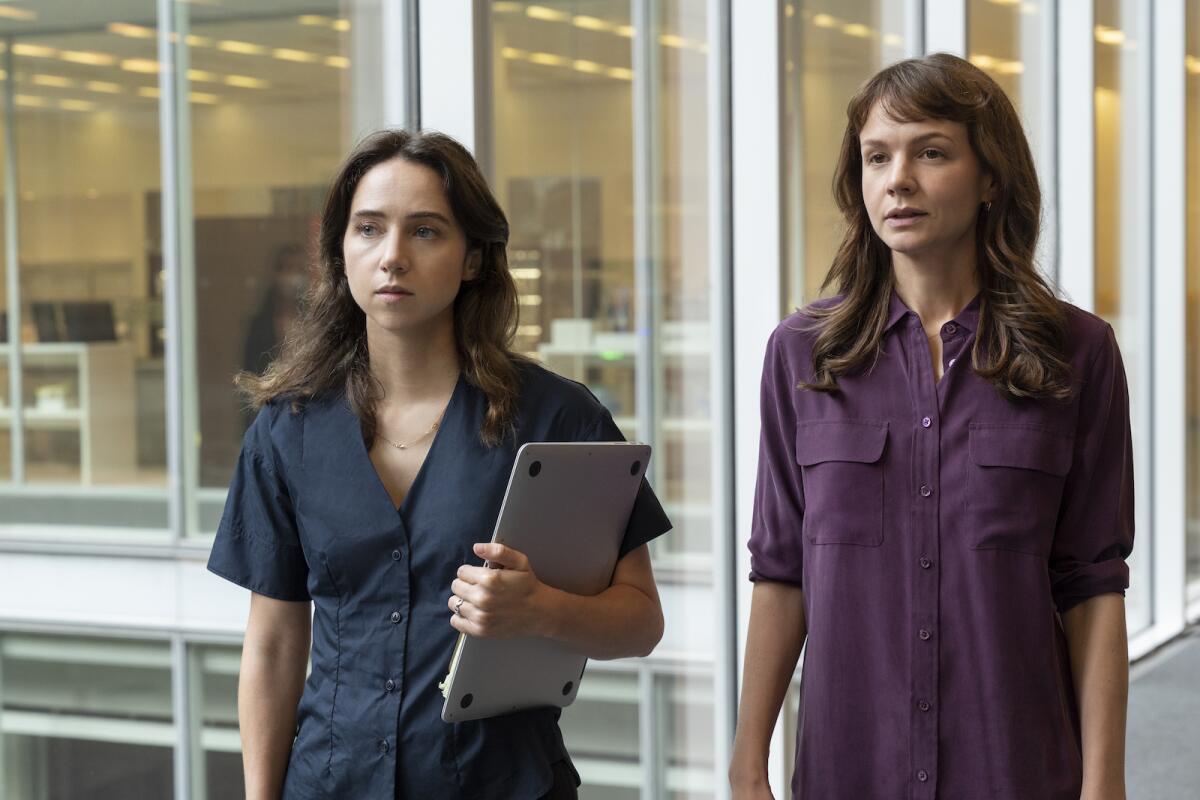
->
[886,211,927,228]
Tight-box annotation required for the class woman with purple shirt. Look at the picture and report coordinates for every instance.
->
[730,54,1133,800]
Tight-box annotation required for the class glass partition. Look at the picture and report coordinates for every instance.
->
[781,0,917,312]
[1094,0,1152,633]
[1185,0,1200,607]
[192,644,245,800]
[0,2,168,534]
[488,1,718,794]
[177,0,381,535]
[0,633,174,798]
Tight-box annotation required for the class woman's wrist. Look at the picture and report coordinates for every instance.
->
[526,581,562,640]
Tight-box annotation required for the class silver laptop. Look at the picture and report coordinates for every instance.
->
[440,440,651,723]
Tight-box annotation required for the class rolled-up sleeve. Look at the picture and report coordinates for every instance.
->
[207,405,310,601]
[748,328,806,586]
[1050,324,1134,614]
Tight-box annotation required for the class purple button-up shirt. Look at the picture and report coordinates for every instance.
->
[749,290,1134,800]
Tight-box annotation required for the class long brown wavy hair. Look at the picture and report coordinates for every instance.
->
[236,129,528,446]
[802,53,1072,401]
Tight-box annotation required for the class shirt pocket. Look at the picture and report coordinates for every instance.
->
[796,419,888,547]
[966,422,1073,557]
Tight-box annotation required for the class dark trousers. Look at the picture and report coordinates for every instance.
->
[537,760,579,800]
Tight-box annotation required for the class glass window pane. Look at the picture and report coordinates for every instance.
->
[781,1,917,313]
[0,3,168,534]
[193,644,245,800]
[1,633,174,799]
[489,1,718,794]
[560,667,641,799]
[1185,0,1200,603]
[182,1,381,535]
[1094,0,1151,634]
[967,0,1053,267]
[657,672,713,799]
[967,1,1052,125]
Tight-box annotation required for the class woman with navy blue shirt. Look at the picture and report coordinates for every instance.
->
[208,130,672,800]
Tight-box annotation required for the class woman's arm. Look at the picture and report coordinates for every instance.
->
[449,542,663,660]
[240,592,312,800]
[1060,592,1128,800]
[728,580,807,799]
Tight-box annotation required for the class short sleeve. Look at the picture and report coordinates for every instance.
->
[747,328,806,586]
[581,412,673,558]
[1050,325,1134,614]
[207,405,311,601]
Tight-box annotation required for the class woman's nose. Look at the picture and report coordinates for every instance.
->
[886,158,915,195]
[379,235,409,272]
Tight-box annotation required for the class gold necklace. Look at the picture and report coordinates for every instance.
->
[377,413,443,451]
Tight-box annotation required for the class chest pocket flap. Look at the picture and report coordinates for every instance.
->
[968,423,1073,476]
[796,420,888,466]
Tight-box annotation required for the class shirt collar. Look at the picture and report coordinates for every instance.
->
[884,288,982,335]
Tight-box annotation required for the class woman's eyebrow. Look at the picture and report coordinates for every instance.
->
[861,131,955,150]
[406,211,452,224]
[350,209,452,224]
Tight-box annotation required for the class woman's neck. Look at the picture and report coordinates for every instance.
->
[365,316,461,405]
[891,249,980,330]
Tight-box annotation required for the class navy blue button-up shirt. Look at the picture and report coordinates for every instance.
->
[749,290,1134,799]
[208,362,672,799]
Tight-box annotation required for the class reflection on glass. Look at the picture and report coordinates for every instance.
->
[0,3,166,530]
[1185,0,1200,602]
[0,634,174,798]
[1094,0,1151,633]
[185,0,378,533]
[782,0,914,312]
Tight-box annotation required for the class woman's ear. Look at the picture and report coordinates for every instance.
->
[981,173,997,205]
[463,249,483,281]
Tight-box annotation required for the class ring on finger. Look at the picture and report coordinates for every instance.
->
[454,596,465,616]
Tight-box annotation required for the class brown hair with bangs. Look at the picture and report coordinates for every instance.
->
[801,52,1072,401]
[236,129,529,446]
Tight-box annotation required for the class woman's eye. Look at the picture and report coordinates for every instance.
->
[866,153,886,164]
[358,223,378,236]
[415,226,436,239]
[920,148,944,159]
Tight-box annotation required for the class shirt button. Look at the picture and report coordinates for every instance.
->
[390,611,401,624]
[943,323,957,336]
[921,416,931,428]
[918,628,932,641]
[385,679,396,693]
[919,556,932,569]
[948,357,957,368]
[391,549,402,561]
[918,700,931,712]
[917,769,929,782]
[919,484,932,498]
[378,738,390,754]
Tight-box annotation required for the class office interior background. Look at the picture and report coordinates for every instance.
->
[0,0,1196,797]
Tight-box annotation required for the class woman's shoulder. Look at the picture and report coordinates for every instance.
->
[243,391,328,459]
[765,295,843,354]
[514,360,610,429]
[1053,298,1119,367]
